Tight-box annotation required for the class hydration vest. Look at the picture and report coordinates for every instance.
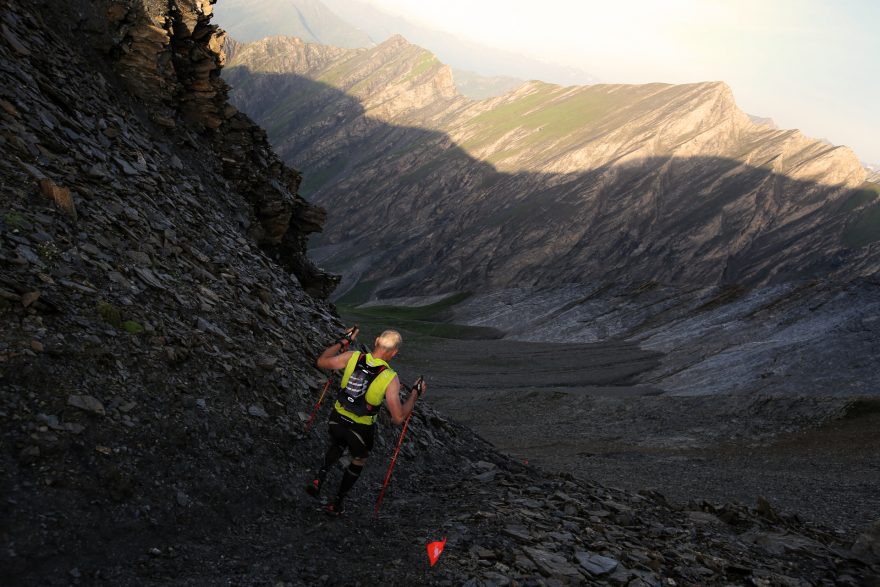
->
[335,352,395,424]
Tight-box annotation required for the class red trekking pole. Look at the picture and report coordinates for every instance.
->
[304,325,358,432]
[374,376,423,517]
[303,377,332,432]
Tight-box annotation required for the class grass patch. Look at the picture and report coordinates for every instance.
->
[97,301,144,334]
[349,292,472,321]
[97,301,123,328]
[348,45,428,94]
[122,321,144,335]
[842,202,880,248]
[315,55,363,87]
[2,211,26,229]
[840,183,880,212]
[461,84,615,151]
[338,292,504,341]
[36,242,61,263]
[336,279,380,306]
[404,51,439,82]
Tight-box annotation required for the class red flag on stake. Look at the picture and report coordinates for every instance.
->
[427,537,446,567]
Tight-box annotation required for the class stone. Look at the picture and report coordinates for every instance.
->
[128,251,152,266]
[522,546,581,577]
[742,531,825,556]
[195,317,228,339]
[503,525,532,541]
[608,567,634,585]
[0,97,19,117]
[87,163,107,178]
[513,554,537,573]
[67,394,106,416]
[575,551,619,576]
[257,356,278,370]
[755,496,780,522]
[15,244,40,265]
[114,157,139,176]
[482,571,510,587]
[38,179,77,220]
[19,445,40,464]
[108,272,131,288]
[133,267,165,290]
[2,23,30,56]
[176,490,191,506]
[475,470,496,482]
[20,290,40,307]
[37,413,63,430]
[248,404,269,418]
[852,520,880,563]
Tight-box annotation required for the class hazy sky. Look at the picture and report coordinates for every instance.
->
[365,0,880,164]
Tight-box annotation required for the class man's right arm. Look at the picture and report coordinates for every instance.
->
[316,326,358,370]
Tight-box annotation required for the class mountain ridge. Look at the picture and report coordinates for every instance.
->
[224,36,876,298]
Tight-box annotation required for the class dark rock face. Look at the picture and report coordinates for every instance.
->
[225,37,879,298]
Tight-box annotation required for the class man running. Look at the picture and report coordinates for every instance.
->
[307,327,425,514]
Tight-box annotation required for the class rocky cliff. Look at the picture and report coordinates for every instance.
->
[102,0,337,296]
[225,36,879,299]
[3,2,880,585]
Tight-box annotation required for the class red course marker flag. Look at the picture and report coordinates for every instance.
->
[427,537,447,567]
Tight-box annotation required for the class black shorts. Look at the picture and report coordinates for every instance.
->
[328,409,375,459]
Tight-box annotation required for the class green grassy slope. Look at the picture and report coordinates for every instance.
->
[337,293,504,341]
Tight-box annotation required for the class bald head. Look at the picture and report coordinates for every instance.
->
[374,330,402,354]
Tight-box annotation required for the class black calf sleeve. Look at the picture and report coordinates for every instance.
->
[336,463,364,500]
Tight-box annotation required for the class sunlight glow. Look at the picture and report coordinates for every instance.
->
[360,0,880,162]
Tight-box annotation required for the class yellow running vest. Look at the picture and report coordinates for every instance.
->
[334,352,397,424]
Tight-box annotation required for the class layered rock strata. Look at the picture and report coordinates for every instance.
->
[226,37,879,298]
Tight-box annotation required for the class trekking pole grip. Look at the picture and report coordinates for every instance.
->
[337,324,359,350]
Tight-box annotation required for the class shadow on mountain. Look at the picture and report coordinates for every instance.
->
[223,68,880,298]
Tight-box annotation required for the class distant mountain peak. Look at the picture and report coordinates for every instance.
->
[212,0,373,48]
[382,33,411,47]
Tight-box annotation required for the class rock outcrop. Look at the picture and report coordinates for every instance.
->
[83,0,336,296]
[225,37,878,299]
